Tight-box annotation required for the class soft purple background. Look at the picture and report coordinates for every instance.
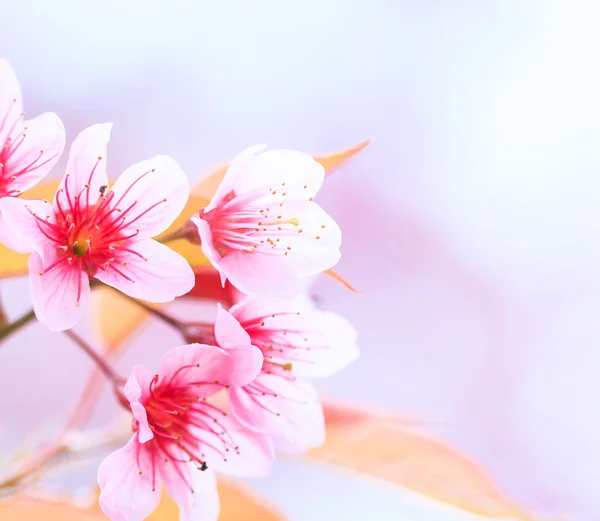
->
[1,1,599,520]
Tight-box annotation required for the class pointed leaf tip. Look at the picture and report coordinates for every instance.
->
[324,269,363,294]
[315,139,371,177]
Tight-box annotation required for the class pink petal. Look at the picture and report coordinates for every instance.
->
[57,124,111,208]
[194,416,274,477]
[276,200,342,277]
[92,239,194,302]
[232,149,325,198]
[230,374,324,453]
[231,295,359,379]
[98,437,162,521]
[124,365,155,443]
[157,344,236,393]
[3,112,65,193]
[214,305,263,384]
[192,216,227,286]
[0,197,50,254]
[224,345,263,387]
[295,310,359,379]
[228,293,313,324]
[214,304,252,348]
[28,248,89,332]
[161,459,220,521]
[109,155,189,239]
[204,144,266,212]
[220,250,303,300]
[0,59,23,147]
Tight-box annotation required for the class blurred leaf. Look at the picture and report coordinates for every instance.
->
[308,403,533,520]
[0,498,106,521]
[314,139,371,177]
[217,479,288,521]
[89,286,156,352]
[87,479,287,520]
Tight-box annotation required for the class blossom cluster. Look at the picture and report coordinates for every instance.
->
[0,60,359,520]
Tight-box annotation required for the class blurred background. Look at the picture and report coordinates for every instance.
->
[1,1,599,519]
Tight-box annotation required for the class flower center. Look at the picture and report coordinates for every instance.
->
[201,189,303,257]
[133,371,239,480]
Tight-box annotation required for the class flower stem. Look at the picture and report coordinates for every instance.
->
[0,309,36,345]
[64,330,119,382]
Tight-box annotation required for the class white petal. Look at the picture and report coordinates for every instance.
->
[93,239,194,302]
[98,438,162,521]
[205,144,266,212]
[3,112,65,193]
[29,248,89,332]
[233,149,325,199]
[57,123,111,209]
[0,197,51,254]
[0,59,23,147]
[109,155,189,239]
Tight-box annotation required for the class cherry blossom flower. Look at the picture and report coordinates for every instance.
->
[0,123,194,331]
[98,343,272,521]
[192,145,342,299]
[0,59,65,249]
[214,295,359,453]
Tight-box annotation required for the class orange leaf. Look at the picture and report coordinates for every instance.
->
[0,498,106,521]
[87,479,287,520]
[308,402,533,520]
[142,480,288,521]
[314,139,371,177]
[217,479,288,521]
[89,286,155,351]
[324,268,363,293]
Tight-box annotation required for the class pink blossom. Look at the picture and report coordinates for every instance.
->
[214,296,359,453]
[98,344,272,521]
[192,145,342,299]
[0,59,65,249]
[0,124,194,331]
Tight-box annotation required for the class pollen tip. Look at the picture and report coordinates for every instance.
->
[98,156,102,160]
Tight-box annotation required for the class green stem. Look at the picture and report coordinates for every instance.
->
[0,309,36,345]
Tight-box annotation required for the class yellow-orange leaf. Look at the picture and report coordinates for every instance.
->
[309,403,532,520]
[0,498,106,521]
[89,286,155,351]
[87,479,287,521]
[140,480,287,521]
[324,268,363,293]
[314,139,371,177]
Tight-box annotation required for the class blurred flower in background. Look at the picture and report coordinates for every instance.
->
[0,0,599,520]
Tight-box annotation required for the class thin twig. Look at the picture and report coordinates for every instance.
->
[64,330,119,382]
[0,309,36,345]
